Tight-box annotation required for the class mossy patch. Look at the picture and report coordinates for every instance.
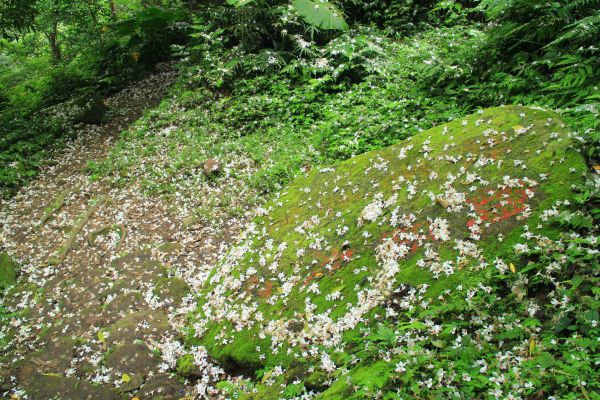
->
[176,354,197,377]
[187,106,587,387]
[153,277,189,304]
[0,253,17,289]
[107,310,170,346]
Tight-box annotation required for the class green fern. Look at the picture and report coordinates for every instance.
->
[549,10,600,47]
[567,0,600,11]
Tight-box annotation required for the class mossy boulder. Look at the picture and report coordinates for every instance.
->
[0,253,17,289]
[176,354,201,378]
[42,92,108,125]
[107,310,170,345]
[72,93,108,124]
[137,373,185,400]
[187,106,586,376]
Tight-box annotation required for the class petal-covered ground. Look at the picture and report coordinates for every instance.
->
[0,67,237,399]
[0,83,593,400]
[184,106,588,396]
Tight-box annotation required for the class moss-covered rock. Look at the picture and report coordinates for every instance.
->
[26,373,119,400]
[72,93,108,124]
[107,310,170,346]
[176,354,200,378]
[187,106,586,382]
[42,92,108,125]
[137,373,185,400]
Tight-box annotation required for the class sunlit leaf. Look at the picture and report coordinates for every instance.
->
[291,0,349,31]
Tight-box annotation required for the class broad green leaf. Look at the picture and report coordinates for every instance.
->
[227,0,257,6]
[291,0,349,31]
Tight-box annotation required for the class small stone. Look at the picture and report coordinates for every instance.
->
[203,158,221,177]
[287,320,305,333]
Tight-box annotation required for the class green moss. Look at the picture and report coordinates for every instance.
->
[176,354,196,377]
[157,242,183,253]
[153,277,189,303]
[188,106,587,386]
[0,253,17,289]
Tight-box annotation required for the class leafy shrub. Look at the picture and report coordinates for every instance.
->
[340,0,436,31]
[421,0,600,108]
[96,7,188,87]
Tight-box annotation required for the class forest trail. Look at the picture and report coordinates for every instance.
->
[0,67,234,399]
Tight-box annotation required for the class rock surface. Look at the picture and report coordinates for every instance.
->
[188,106,587,381]
[72,93,109,124]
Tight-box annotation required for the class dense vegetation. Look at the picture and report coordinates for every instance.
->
[0,0,186,195]
[1,0,598,399]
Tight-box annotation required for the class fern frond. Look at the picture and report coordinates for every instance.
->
[477,0,512,19]
[567,0,600,12]
[548,10,600,47]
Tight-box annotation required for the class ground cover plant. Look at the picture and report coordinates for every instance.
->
[0,0,599,399]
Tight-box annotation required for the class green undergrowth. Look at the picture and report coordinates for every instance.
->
[0,5,187,197]
[182,106,597,398]
[89,26,477,224]
[0,253,21,349]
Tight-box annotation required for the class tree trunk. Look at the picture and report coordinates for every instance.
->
[86,0,103,45]
[46,22,61,63]
[109,0,117,20]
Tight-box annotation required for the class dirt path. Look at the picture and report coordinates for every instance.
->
[0,66,237,399]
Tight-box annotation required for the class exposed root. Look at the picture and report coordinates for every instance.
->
[115,224,126,251]
[39,186,81,226]
[86,225,112,246]
[86,223,127,250]
[39,193,67,226]
[48,195,110,265]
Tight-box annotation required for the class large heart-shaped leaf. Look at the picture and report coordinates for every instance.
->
[292,0,349,31]
[226,0,257,6]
